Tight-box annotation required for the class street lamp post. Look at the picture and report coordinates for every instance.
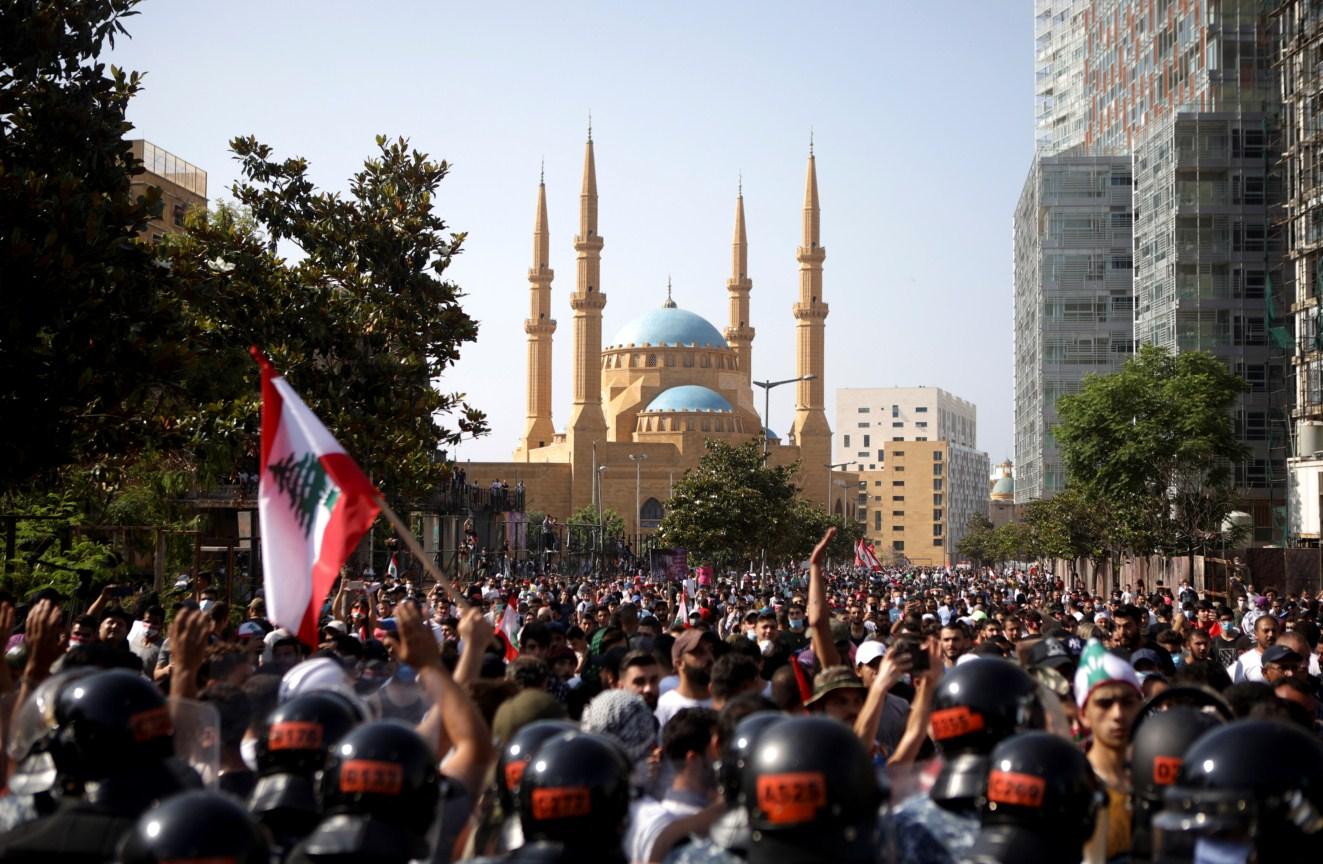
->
[753,374,816,456]
[825,462,850,514]
[628,453,648,536]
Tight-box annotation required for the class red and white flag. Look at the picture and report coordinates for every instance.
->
[856,539,882,572]
[387,553,399,580]
[495,595,520,662]
[253,348,380,647]
[676,589,690,626]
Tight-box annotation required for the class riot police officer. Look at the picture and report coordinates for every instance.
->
[249,690,364,857]
[743,715,881,864]
[892,658,1047,864]
[0,669,200,862]
[285,720,441,864]
[1128,704,1225,859]
[964,731,1101,864]
[1150,719,1323,864]
[118,790,268,864]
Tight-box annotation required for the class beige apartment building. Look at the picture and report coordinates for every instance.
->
[128,139,207,242]
[835,387,977,473]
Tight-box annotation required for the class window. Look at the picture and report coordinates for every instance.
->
[916,436,927,441]
[665,353,676,367]
[933,509,942,521]
[933,523,943,536]
[915,406,928,413]
[933,479,943,491]
[640,498,664,530]
[892,510,905,517]
[877,450,884,461]
[933,539,944,547]
[874,511,882,530]
[172,204,186,226]
[895,465,905,472]
[893,436,904,441]
[857,451,869,458]
[893,450,905,459]
[863,435,870,447]
[646,354,657,368]
[891,406,899,418]
[892,541,905,551]
[858,422,870,428]
[844,434,850,448]
[916,421,928,428]
[892,422,903,428]
[933,451,942,461]
[933,464,943,476]
[858,407,870,413]
[893,480,905,487]
[874,480,883,487]
[933,494,942,506]
[892,495,905,502]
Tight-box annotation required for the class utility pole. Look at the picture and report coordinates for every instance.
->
[629,453,648,535]
[753,374,816,456]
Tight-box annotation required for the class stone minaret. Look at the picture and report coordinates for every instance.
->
[567,128,608,508]
[725,181,755,388]
[791,142,832,506]
[521,167,556,454]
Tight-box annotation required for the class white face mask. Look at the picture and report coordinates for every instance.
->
[199,599,214,613]
[240,736,259,771]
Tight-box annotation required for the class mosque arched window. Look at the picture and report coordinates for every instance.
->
[665,353,675,368]
[683,353,694,368]
[646,354,657,368]
[630,353,639,368]
[701,418,710,432]
[640,497,664,530]
[701,354,710,368]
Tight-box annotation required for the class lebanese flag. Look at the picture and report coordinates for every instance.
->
[495,596,520,661]
[253,348,380,647]
[676,589,690,626]
[387,553,399,580]
[859,541,883,572]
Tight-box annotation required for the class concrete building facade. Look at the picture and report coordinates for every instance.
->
[856,441,990,568]
[129,139,206,242]
[834,387,977,474]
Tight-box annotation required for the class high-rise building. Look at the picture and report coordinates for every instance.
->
[1014,2,1291,542]
[1014,155,1134,503]
[128,139,207,242]
[1035,0,1091,155]
[835,387,987,566]
[1276,2,1323,543]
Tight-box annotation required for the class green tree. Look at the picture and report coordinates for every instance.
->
[657,438,818,566]
[957,513,996,566]
[0,0,178,491]
[1054,344,1245,557]
[566,504,624,551]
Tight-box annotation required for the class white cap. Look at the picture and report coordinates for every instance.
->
[855,640,887,667]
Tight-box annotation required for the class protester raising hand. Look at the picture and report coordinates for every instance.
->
[167,607,211,700]
[393,600,442,671]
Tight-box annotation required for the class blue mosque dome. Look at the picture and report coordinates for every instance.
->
[644,385,733,413]
[609,306,727,349]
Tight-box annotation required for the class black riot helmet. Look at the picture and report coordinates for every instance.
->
[743,715,880,864]
[50,668,175,782]
[118,790,269,864]
[517,731,631,858]
[718,711,784,806]
[496,719,578,815]
[967,731,1101,864]
[927,658,1047,811]
[250,690,365,832]
[1152,719,1323,864]
[319,720,440,840]
[1129,705,1225,860]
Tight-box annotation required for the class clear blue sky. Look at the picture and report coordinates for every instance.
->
[109,1,1033,466]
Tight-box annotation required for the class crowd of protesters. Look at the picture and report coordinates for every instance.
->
[0,526,1320,862]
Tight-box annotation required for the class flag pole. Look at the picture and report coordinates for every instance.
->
[374,494,469,612]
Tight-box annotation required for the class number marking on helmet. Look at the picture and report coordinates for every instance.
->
[340,759,404,795]
[1152,755,1182,786]
[504,759,528,792]
[987,770,1046,808]
[930,706,985,741]
[530,786,592,819]
[269,721,324,751]
[129,706,173,742]
[756,771,828,824]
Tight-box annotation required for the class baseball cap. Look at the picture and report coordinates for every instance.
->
[854,640,887,668]
[670,628,715,667]
[805,665,866,707]
[1263,644,1303,665]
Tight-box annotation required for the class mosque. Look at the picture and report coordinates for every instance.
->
[462,132,853,538]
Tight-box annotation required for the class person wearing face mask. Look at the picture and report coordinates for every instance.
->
[131,605,166,674]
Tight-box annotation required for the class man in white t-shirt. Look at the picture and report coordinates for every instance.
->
[624,705,719,862]
[654,628,715,731]
[1227,613,1278,683]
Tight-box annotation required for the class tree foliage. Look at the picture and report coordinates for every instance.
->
[1054,345,1245,556]
[567,504,625,550]
[657,438,845,566]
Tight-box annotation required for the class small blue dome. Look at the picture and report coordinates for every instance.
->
[609,306,727,348]
[644,385,732,413]
[763,426,780,441]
